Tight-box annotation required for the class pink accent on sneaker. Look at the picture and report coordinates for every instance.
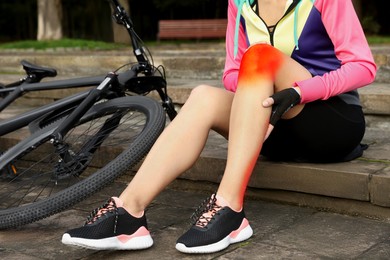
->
[229,218,249,239]
[117,226,150,243]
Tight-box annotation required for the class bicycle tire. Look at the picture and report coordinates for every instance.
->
[0,96,165,229]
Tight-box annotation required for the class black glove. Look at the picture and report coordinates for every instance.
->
[269,88,301,126]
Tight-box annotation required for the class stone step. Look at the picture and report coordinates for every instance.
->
[158,80,390,116]
[0,105,389,214]
[189,129,390,210]
[159,78,390,212]
[0,44,389,82]
[0,105,388,214]
[359,83,390,116]
[3,75,390,117]
[1,45,389,116]
[163,79,390,211]
[161,51,390,83]
[0,45,389,214]
[371,45,390,84]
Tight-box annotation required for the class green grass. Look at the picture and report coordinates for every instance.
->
[367,35,390,45]
[0,38,127,50]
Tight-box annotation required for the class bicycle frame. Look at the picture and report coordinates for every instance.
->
[0,0,177,137]
[0,0,176,229]
[0,76,104,136]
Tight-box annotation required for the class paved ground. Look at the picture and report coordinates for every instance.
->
[1,183,390,260]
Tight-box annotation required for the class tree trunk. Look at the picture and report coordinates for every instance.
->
[112,0,131,44]
[37,0,63,40]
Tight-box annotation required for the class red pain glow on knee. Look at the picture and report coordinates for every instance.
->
[237,43,283,86]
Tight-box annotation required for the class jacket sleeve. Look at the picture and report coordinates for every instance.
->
[222,0,248,92]
[295,0,377,104]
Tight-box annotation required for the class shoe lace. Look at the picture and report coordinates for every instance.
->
[84,197,119,233]
[191,194,222,228]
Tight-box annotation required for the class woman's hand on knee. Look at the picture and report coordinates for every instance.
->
[262,87,301,126]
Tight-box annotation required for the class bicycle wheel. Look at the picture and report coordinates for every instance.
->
[0,96,165,229]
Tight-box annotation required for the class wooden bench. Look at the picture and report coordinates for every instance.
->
[157,19,227,41]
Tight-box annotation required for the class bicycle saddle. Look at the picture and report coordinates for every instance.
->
[21,60,57,83]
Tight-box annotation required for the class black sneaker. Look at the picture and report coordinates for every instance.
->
[176,194,253,253]
[62,197,153,250]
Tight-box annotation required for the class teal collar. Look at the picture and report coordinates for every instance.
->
[232,0,315,58]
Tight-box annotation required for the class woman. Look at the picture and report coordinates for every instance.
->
[62,0,376,254]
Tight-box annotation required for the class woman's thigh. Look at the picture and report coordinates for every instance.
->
[183,85,234,138]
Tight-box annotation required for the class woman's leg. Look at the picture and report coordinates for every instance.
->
[119,85,234,216]
[217,43,312,211]
[62,85,236,251]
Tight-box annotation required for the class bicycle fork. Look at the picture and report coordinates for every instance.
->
[155,88,177,120]
[49,73,121,180]
[53,111,122,180]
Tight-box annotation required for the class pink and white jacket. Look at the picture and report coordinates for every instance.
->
[223,0,377,105]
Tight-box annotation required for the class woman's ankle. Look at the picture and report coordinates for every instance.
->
[215,193,242,212]
[118,196,145,218]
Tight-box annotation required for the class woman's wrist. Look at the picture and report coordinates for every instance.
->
[293,86,301,96]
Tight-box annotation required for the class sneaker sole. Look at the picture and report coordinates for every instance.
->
[62,227,153,250]
[175,218,253,254]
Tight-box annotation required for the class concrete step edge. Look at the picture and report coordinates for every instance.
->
[158,80,390,116]
[0,117,388,211]
[0,47,389,80]
[184,153,390,208]
[10,79,390,116]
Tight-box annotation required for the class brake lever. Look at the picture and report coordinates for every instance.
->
[131,63,153,76]
[110,0,131,26]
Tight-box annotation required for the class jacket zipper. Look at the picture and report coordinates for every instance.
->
[253,0,301,45]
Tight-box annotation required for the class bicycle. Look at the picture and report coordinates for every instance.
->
[0,0,177,229]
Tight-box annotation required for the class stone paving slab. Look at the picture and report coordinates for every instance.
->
[1,186,390,259]
[256,212,390,259]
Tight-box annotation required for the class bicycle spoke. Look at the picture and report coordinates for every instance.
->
[0,108,146,210]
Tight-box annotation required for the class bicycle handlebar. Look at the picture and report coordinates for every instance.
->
[109,0,148,65]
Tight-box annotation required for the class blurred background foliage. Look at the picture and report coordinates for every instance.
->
[0,0,387,43]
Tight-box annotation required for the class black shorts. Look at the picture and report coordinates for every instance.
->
[261,96,366,163]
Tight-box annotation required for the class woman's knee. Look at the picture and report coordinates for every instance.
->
[238,43,311,90]
[238,43,285,82]
[186,84,220,108]
[183,85,232,130]
[189,84,212,98]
